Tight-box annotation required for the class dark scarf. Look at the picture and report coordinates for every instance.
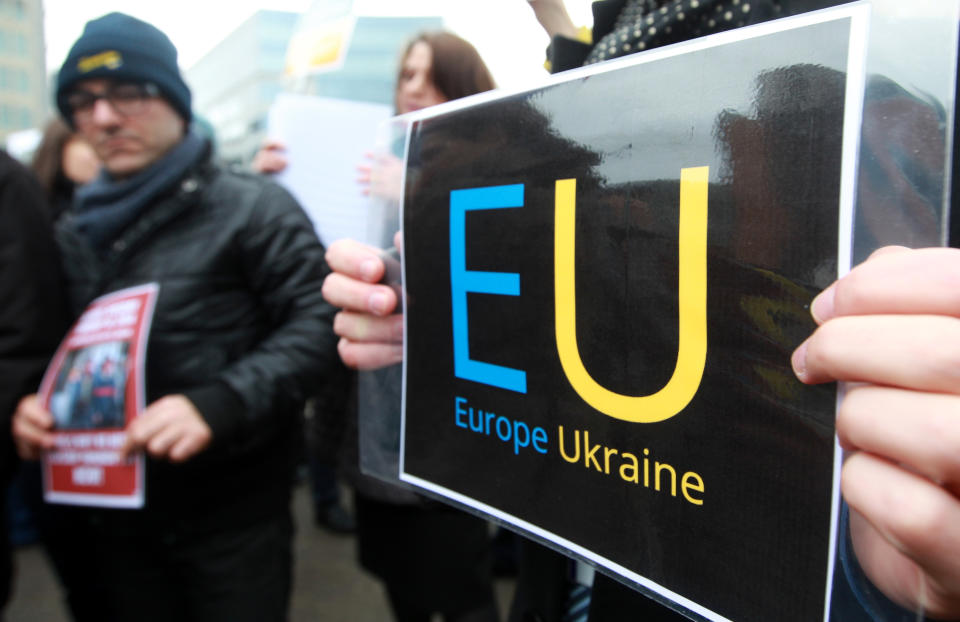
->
[71,129,207,251]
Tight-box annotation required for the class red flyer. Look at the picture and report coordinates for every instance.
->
[38,283,159,508]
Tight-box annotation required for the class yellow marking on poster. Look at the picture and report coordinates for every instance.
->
[554,167,709,423]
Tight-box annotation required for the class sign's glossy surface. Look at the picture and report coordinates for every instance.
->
[402,10,868,621]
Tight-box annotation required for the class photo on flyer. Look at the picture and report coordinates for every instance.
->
[38,283,159,509]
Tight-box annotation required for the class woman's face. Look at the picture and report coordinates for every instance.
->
[395,41,448,115]
[61,135,101,184]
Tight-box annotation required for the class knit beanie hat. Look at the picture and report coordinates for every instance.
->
[56,12,192,125]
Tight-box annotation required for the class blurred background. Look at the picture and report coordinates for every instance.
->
[2,0,594,165]
[0,2,595,619]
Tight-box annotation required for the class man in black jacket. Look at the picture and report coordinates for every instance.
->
[11,13,338,622]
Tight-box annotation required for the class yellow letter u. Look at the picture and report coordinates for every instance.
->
[554,167,708,423]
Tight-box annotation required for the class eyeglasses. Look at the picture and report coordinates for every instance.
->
[66,82,160,123]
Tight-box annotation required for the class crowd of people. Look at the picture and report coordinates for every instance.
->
[0,0,959,621]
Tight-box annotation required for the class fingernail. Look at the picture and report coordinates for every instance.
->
[791,340,808,381]
[360,259,380,282]
[369,292,390,316]
[810,284,836,324]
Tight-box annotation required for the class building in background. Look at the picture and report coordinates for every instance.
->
[0,0,46,147]
[187,1,441,166]
[284,8,441,106]
[186,9,300,165]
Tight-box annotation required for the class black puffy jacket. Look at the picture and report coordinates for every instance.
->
[0,151,70,480]
[54,152,338,530]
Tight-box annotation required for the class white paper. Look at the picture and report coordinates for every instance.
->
[267,93,393,245]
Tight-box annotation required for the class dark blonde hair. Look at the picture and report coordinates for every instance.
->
[396,31,495,107]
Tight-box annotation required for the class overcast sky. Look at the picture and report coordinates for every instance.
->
[41,0,595,90]
[41,1,958,102]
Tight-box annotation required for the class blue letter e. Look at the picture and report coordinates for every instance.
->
[450,184,526,394]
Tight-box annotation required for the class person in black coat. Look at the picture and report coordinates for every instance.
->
[0,149,71,614]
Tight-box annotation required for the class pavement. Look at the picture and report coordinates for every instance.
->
[5,483,515,621]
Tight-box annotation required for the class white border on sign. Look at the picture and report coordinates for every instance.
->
[822,5,871,619]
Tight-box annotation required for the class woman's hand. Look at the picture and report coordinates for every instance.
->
[357,151,403,201]
[251,139,288,174]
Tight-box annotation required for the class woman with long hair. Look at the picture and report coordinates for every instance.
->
[342,31,502,622]
[30,118,99,219]
[256,31,502,622]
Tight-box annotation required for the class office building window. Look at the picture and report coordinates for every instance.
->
[0,1,25,19]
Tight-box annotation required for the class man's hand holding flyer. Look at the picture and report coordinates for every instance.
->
[38,283,158,508]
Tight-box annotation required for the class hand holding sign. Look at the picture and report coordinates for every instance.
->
[793,246,960,618]
[322,235,404,370]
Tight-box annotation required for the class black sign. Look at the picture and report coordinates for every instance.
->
[401,8,865,621]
